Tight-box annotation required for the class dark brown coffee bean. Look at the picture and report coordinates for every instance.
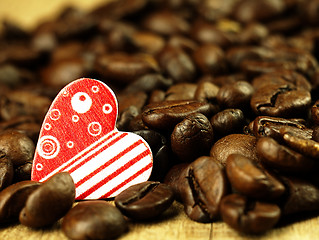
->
[232,0,285,22]
[197,0,238,21]
[19,172,75,228]
[164,163,189,202]
[115,181,174,220]
[157,46,196,83]
[118,91,147,116]
[210,109,245,136]
[190,20,233,48]
[165,83,197,101]
[0,181,40,224]
[181,156,228,222]
[220,194,281,234]
[129,31,165,54]
[247,116,313,141]
[194,81,219,103]
[252,70,312,92]
[149,89,166,103]
[95,53,159,85]
[192,44,227,75]
[281,176,319,215]
[0,130,34,168]
[142,100,215,130]
[257,137,315,173]
[313,126,319,142]
[311,99,319,125]
[210,134,259,166]
[217,81,254,110]
[41,58,88,88]
[0,158,14,191]
[239,22,269,44]
[62,200,128,240]
[226,154,285,200]
[142,10,190,36]
[117,106,140,131]
[280,128,319,159]
[124,74,172,94]
[171,113,213,162]
[167,35,198,54]
[250,83,311,118]
[0,90,51,122]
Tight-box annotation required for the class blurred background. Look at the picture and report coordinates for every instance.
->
[0,0,111,30]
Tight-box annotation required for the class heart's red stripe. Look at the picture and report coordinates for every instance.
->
[101,162,153,199]
[41,131,120,181]
[66,132,128,174]
[74,139,144,188]
[76,148,152,199]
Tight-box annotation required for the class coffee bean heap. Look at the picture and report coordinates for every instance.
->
[1,0,319,238]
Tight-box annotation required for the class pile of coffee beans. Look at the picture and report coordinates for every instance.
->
[2,0,319,237]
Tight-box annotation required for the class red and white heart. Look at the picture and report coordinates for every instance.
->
[31,78,153,200]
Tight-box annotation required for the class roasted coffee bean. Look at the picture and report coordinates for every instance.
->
[250,83,311,118]
[313,126,319,142]
[165,83,197,101]
[129,31,165,54]
[118,91,147,116]
[194,81,219,103]
[157,46,196,83]
[226,154,285,200]
[232,0,286,22]
[247,116,312,141]
[116,106,140,131]
[171,113,213,162]
[311,99,319,125]
[0,181,40,224]
[0,158,14,191]
[0,90,51,121]
[95,53,159,85]
[41,58,88,88]
[252,70,312,92]
[0,130,34,168]
[142,10,190,36]
[190,20,234,48]
[142,100,215,130]
[281,176,319,215]
[14,161,32,182]
[115,181,174,220]
[220,194,281,234]
[217,81,254,110]
[257,137,315,173]
[210,134,259,166]
[192,44,227,75]
[239,22,269,44]
[124,74,172,94]
[62,201,128,240]
[210,109,245,137]
[180,156,228,222]
[167,35,198,54]
[19,172,75,228]
[280,128,319,159]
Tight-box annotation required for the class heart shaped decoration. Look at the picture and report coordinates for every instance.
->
[31,78,153,200]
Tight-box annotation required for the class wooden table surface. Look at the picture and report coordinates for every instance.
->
[1,0,319,239]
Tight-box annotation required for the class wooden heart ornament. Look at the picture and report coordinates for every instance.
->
[31,78,153,200]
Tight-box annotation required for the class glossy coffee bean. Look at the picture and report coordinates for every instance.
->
[142,100,215,130]
[226,154,285,200]
[0,158,14,190]
[220,194,281,234]
[165,83,197,101]
[0,181,40,224]
[62,201,128,240]
[210,109,245,137]
[0,130,35,168]
[257,137,315,173]
[180,156,228,222]
[210,134,259,166]
[247,116,313,141]
[194,81,219,103]
[281,176,319,215]
[250,83,311,118]
[311,99,319,125]
[115,181,174,220]
[171,113,213,162]
[217,81,254,110]
[19,172,75,228]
